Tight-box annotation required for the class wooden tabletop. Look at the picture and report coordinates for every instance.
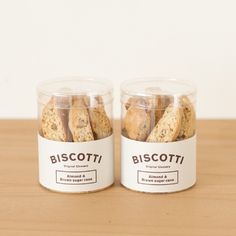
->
[0,120,236,236]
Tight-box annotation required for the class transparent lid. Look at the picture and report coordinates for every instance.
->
[121,78,196,105]
[37,77,113,106]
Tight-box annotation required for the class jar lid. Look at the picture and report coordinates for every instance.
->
[121,78,196,105]
[37,77,113,106]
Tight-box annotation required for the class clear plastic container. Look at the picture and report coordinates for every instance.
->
[120,78,196,193]
[37,77,114,193]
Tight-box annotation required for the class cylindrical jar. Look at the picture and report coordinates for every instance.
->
[121,78,196,193]
[37,77,114,193]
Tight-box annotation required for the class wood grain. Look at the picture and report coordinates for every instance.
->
[0,120,236,236]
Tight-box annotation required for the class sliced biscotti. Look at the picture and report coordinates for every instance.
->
[125,96,151,110]
[125,95,172,129]
[41,96,72,142]
[89,96,112,139]
[123,97,151,141]
[177,96,195,139]
[69,96,94,142]
[146,104,182,142]
[154,95,173,124]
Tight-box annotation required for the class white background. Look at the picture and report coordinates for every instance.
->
[0,0,235,119]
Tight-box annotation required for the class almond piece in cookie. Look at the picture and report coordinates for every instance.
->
[69,96,94,142]
[41,96,72,142]
[146,104,182,142]
[123,98,151,141]
[177,96,196,140]
[89,96,112,139]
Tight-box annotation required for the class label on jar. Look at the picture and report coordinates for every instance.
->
[121,135,196,193]
[38,134,114,192]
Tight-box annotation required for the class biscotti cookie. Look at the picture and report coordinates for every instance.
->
[41,96,72,142]
[123,98,151,141]
[146,104,182,142]
[177,95,195,140]
[55,95,73,142]
[68,96,94,142]
[125,96,151,110]
[125,95,172,127]
[154,95,173,124]
[89,96,112,139]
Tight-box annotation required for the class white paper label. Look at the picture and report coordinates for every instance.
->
[38,135,114,192]
[121,135,196,193]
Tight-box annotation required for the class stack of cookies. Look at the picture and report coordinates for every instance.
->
[122,95,195,142]
[40,95,112,142]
